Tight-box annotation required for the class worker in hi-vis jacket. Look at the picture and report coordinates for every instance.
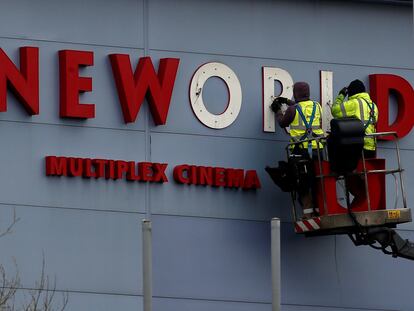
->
[331,79,378,158]
[270,82,325,219]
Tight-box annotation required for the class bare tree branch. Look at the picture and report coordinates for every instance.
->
[0,217,69,311]
[21,256,68,311]
[0,209,21,239]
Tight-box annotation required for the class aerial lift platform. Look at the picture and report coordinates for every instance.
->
[267,118,414,260]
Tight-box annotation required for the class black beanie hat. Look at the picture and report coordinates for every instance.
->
[293,82,310,102]
[348,79,366,97]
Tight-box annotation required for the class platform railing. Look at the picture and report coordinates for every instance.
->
[285,131,407,222]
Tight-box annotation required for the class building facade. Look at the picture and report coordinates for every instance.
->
[0,0,413,310]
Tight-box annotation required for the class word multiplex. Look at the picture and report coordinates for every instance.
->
[45,156,261,190]
[46,156,168,182]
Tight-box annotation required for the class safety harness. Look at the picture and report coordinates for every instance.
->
[340,98,377,129]
[295,102,321,157]
[359,98,377,130]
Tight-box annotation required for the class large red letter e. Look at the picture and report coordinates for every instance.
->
[109,55,179,124]
[59,50,94,119]
[370,74,414,140]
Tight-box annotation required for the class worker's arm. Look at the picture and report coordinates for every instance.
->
[331,87,347,118]
[374,102,379,124]
[276,105,296,128]
[270,97,296,128]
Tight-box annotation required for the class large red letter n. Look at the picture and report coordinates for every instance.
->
[0,47,39,115]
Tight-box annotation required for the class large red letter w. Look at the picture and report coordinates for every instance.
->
[109,55,179,124]
[0,47,39,115]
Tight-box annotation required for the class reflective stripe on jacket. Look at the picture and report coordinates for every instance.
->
[290,100,324,149]
[332,92,378,151]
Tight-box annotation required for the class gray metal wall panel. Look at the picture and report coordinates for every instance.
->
[280,224,341,307]
[152,215,272,303]
[153,297,271,311]
[63,293,142,311]
[0,0,143,47]
[153,297,385,311]
[282,306,386,311]
[335,230,414,310]
[153,216,341,307]
[0,121,147,213]
[0,40,147,131]
[12,290,142,311]
[148,0,414,69]
[150,133,290,221]
[0,205,144,295]
[152,215,413,310]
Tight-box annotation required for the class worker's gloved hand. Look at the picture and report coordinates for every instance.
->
[339,87,348,97]
[270,97,287,112]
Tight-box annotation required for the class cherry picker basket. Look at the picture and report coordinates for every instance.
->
[287,131,411,236]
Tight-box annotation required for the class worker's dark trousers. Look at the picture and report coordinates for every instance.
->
[293,148,323,217]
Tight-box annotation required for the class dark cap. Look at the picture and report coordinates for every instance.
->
[348,79,366,97]
[293,82,310,102]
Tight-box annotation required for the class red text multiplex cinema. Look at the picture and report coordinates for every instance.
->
[45,156,261,190]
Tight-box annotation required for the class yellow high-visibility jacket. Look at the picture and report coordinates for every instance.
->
[290,100,324,149]
[331,92,378,151]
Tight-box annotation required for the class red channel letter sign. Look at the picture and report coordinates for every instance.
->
[2,47,414,140]
[370,74,414,140]
[0,47,180,125]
